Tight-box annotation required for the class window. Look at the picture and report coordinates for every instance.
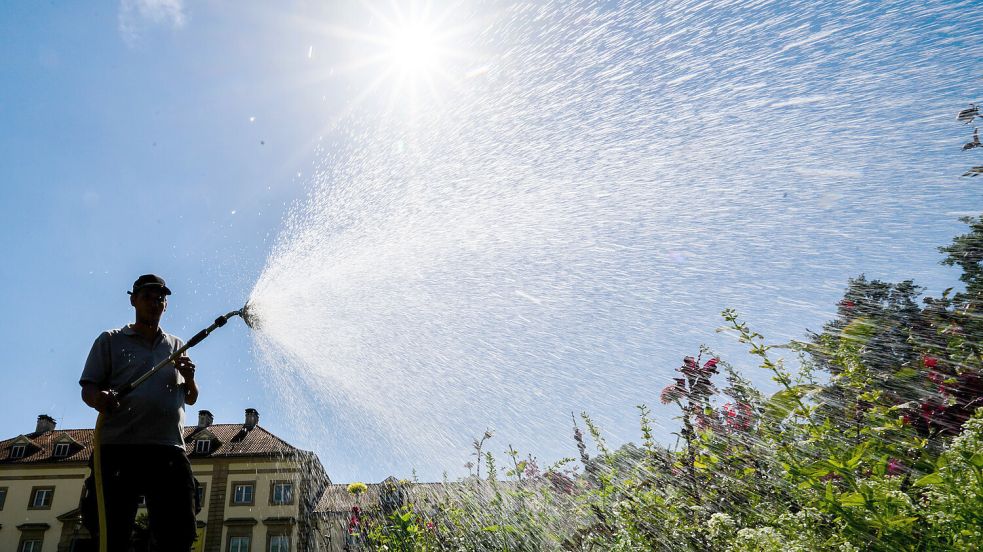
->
[28,487,54,509]
[137,495,147,507]
[10,444,26,459]
[20,539,42,552]
[53,443,70,457]
[270,482,293,505]
[232,483,255,505]
[195,439,211,454]
[229,535,250,552]
[196,483,207,510]
[0,487,7,510]
[269,534,289,552]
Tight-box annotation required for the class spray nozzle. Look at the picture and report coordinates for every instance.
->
[239,303,258,329]
[214,303,257,330]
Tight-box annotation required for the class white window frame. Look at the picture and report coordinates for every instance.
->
[195,439,211,454]
[233,484,254,504]
[272,482,293,505]
[31,488,52,508]
[20,539,42,552]
[53,443,70,457]
[269,534,289,552]
[230,535,251,552]
[10,444,26,459]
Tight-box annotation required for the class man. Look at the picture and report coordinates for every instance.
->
[80,274,199,551]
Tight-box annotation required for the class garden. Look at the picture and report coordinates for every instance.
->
[343,213,983,551]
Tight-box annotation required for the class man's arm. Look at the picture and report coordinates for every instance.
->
[80,332,118,413]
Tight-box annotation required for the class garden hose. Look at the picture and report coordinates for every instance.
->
[92,307,251,552]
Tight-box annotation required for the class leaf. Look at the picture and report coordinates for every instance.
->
[825,481,834,503]
[893,368,919,380]
[970,453,983,469]
[764,384,822,421]
[693,459,708,470]
[839,492,866,507]
[846,443,869,469]
[842,317,877,342]
[886,516,919,529]
[482,525,500,532]
[913,473,943,487]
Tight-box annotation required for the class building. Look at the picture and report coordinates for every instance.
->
[0,411,330,552]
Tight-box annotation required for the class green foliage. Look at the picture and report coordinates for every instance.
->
[357,214,983,551]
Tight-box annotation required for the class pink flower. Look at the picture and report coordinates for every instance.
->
[886,458,903,476]
[660,378,687,404]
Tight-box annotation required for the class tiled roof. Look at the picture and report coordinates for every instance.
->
[0,430,96,464]
[0,424,302,465]
[183,424,301,458]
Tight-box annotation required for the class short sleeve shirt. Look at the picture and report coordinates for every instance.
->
[80,325,188,447]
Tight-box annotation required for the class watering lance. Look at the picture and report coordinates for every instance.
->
[93,303,255,552]
[113,304,256,398]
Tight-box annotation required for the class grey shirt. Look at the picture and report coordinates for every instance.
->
[80,325,188,448]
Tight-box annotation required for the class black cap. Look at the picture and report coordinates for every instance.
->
[128,274,172,296]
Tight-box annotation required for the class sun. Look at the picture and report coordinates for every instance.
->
[386,19,442,76]
[319,1,477,114]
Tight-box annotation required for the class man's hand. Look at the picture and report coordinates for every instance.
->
[81,384,119,413]
[176,355,200,406]
[175,355,196,382]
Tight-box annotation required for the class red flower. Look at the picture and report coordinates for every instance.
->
[886,458,903,476]
[923,356,938,369]
[680,356,699,376]
[840,300,855,309]
[723,402,753,430]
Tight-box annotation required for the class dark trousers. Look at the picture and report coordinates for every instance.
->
[83,445,197,552]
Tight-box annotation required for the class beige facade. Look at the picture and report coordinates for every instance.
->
[0,412,330,552]
[0,463,87,552]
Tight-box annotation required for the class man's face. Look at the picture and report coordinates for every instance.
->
[130,287,168,325]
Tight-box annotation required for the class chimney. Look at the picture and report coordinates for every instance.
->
[197,410,214,428]
[35,414,56,434]
[244,408,259,429]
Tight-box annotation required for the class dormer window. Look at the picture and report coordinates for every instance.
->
[10,445,26,459]
[194,439,211,454]
[53,443,70,457]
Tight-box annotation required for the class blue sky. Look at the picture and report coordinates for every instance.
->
[1,0,981,483]
[0,2,339,449]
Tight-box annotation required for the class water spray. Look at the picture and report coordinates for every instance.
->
[93,303,256,552]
